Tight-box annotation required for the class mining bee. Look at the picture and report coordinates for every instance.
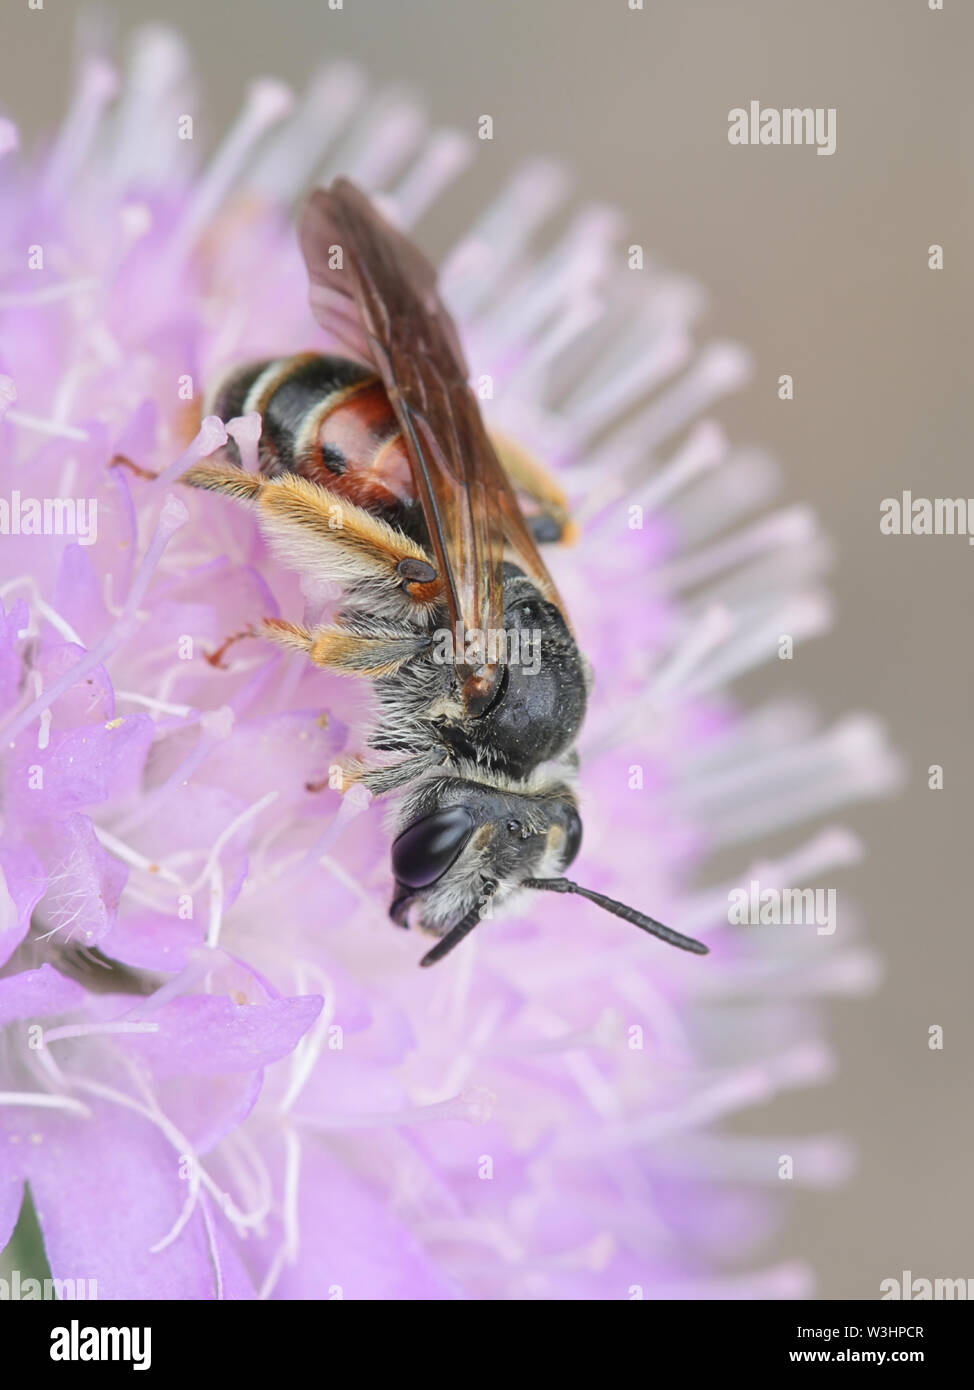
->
[184,179,708,966]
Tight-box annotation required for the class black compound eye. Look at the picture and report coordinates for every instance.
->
[560,807,583,870]
[391,806,476,890]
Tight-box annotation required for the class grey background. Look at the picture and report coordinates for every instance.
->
[2,0,970,1298]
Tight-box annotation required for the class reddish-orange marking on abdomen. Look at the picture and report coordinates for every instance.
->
[297,379,414,509]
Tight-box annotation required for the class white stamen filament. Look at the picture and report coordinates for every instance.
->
[164,79,295,268]
[248,62,365,201]
[391,128,473,228]
[0,1091,91,1117]
[42,1022,160,1045]
[4,411,89,441]
[0,278,100,309]
[41,56,119,202]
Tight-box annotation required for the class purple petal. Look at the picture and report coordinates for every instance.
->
[35,813,127,948]
[0,836,45,967]
[19,1106,256,1299]
[0,596,28,711]
[34,640,115,727]
[268,1145,462,1300]
[52,544,109,648]
[5,713,154,821]
[120,993,323,1076]
[0,963,87,1026]
[155,1072,263,1156]
[106,909,204,973]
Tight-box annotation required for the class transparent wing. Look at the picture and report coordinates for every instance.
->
[299,177,564,712]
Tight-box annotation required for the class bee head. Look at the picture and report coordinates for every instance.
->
[388,780,581,956]
[388,777,708,967]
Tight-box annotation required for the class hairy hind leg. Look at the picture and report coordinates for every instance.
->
[260,617,429,679]
[182,462,442,618]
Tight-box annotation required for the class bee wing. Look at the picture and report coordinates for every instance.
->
[299,178,565,712]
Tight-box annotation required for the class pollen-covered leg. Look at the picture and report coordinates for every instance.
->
[182,460,263,502]
[182,463,442,616]
[490,430,578,545]
[260,617,429,678]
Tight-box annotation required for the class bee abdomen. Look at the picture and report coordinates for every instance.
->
[210,353,414,508]
[210,353,370,469]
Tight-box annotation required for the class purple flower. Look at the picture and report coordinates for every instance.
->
[0,29,901,1300]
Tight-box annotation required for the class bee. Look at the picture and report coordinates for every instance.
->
[184,179,708,966]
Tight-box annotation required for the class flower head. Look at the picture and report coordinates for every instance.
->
[0,28,900,1299]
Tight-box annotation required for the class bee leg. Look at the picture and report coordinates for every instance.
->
[356,750,446,795]
[259,618,429,678]
[489,430,578,545]
[182,463,442,616]
[312,749,444,797]
[204,626,255,669]
[109,453,159,480]
[180,462,265,502]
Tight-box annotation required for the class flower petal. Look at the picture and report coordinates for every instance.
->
[19,1106,256,1299]
[121,993,323,1076]
[0,963,87,1027]
[0,837,46,967]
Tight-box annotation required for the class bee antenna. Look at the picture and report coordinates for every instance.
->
[419,881,498,967]
[522,877,709,955]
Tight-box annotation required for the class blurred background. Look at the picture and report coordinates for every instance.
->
[2,0,970,1298]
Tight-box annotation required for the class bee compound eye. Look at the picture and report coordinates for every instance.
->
[561,807,583,869]
[391,806,477,890]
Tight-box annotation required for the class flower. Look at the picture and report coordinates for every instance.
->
[0,27,901,1300]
